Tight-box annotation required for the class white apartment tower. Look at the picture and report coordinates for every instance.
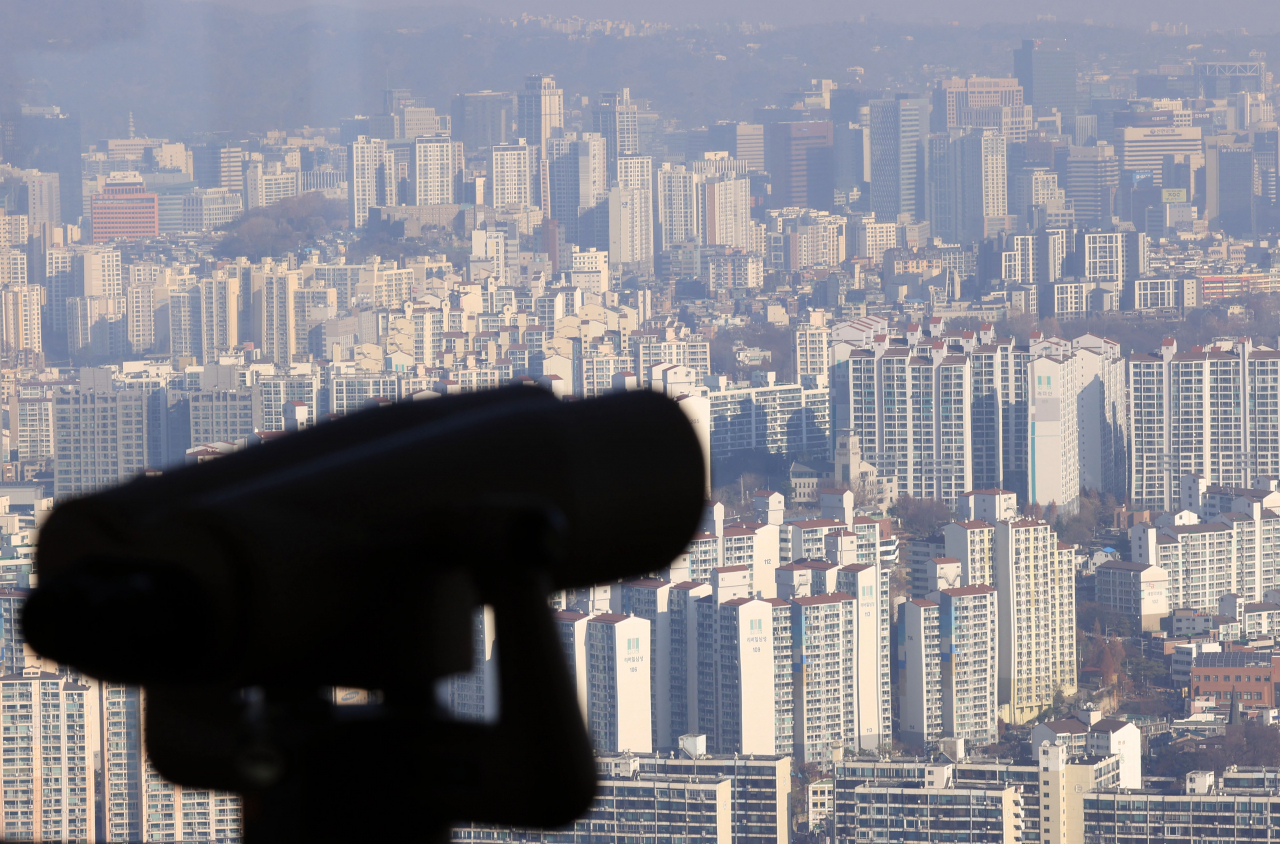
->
[410,134,457,205]
[994,519,1076,725]
[256,271,300,365]
[586,613,652,753]
[900,597,943,747]
[939,585,998,745]
[0,670,99,843]
[1129,337,1278,511]
[347,135,393,229]
[490,140,534,211]
[517,74,564,152]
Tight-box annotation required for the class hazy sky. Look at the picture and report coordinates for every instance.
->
[192,0,1280,30]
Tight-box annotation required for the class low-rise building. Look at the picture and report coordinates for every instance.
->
[1094,560,1169,632]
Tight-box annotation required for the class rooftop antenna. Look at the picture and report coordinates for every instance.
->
[128,112,135,140]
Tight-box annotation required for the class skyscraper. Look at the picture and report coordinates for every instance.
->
[707,122,765,171]
[1065,142,1120,226]
[1013,39,1078,123]
[869,95,930,223]
[88,172,159,243]
[609,156,655,278]
[928,129,1008,244]
[347,135,394,228]
[1207,142,1255,236]
[592,89,640,176]
[490,140,534,211]
[765,121,835,211]
[0,105,82,228]
[995,518,1076,725]
[543,132,608,248]
[409,135,457,206]
[517,74,564,152]
[931,77,1024,133]
[450,91,516,152]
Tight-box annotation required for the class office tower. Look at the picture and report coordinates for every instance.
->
[192,142,244,193]
[1113,126,1202,183]
[1010,168,1072,230]
[0,671,99,842]
[932,78,1024,133]
[834,122,870,198]
[451,91,515,152]
[869,95,929,222]
[765,121,835,211]
[543,132,608,247]
[994,518,1075,725]
[88,171,158,243]
[1013,39,1078,122]
[656,163,702,251]
[409,135,456,206]
[181,188,243,232]
[490,140,534,210]
[517,74,564,152]
[1065,142,1120,225]
[585,613,652,753]
[51,384,149,499]
[1207,142,1255,236]
[707,122,765,171]
[1,284,43,357]
[347,135,393,229]
[245,161,299,209]
[592,89,639,175]
[0,105,82,226]
[928,129,1008,244]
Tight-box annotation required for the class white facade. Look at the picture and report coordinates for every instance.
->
[994,518,1076,724]
[411,135,457,205]
[490,140,534,210]
[586,613,652,753]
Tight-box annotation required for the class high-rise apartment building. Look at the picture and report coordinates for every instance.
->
[870,95,930,223]
[244,161,299,210]
[592,89,639,175]
[831,341,972,507]
[543,132,608,247]
[0,284,43,357]
[347,135,394,229]
[255,270,300,365]
[0,669,99,842]
[516,74,563,152]
[584,613,652,753]
[51,385,149,499]
[1129,337,1280,511]
[200,276,240,363]
[608,156,654,278]
[490,140,534,210]
[994,518,1076,724]
[409,134,457,206]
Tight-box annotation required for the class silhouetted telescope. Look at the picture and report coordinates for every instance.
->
[24,387,705,843]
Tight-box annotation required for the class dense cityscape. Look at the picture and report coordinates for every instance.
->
[7,4,1280,843]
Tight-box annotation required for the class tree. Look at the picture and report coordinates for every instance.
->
[214,192,347,260]
[890,495,951,537]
